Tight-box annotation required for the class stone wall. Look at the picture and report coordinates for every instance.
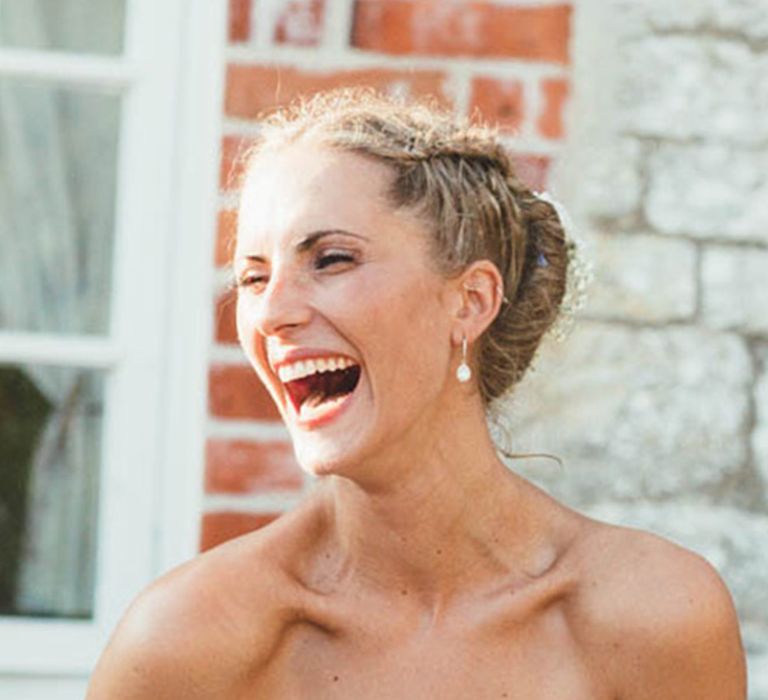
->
[509,0,768,695]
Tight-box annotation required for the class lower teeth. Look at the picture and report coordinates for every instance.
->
[299,393,348,419]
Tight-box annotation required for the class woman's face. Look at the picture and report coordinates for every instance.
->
[234,141,459,477]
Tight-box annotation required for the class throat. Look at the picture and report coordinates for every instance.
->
[323,468,524,598]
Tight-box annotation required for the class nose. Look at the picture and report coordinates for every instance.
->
[248,270,312,338]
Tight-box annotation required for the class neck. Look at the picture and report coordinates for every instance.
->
[315,394,553,609]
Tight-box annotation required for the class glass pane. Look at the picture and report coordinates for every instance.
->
[0,80,120,335]
[0,363,103,619]
[0,0,125,55]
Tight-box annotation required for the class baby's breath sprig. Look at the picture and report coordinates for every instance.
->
[534,191,594,343]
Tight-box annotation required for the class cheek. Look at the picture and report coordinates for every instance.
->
[338,271,450,391]
[235,296,253,351]
[236,296,268,370]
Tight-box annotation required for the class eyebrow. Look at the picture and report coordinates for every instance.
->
[296,229,368,251]
[243,229,368,262]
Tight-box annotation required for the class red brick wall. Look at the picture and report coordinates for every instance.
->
[203,0,573,552]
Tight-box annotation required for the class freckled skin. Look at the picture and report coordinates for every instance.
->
[86,144,747,700]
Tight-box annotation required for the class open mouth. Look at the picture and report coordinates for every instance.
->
[278,356,361,423]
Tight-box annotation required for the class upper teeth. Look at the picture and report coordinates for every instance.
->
[277,356,357,383]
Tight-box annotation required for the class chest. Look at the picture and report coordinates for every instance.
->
[251,607,613,700]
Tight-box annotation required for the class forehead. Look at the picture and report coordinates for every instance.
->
[236,142,400,254]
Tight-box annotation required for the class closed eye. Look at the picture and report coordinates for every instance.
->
[237,271,268,289]
[315,250,356,270]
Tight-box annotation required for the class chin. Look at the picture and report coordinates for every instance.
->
[291,434,366,479]
[287,404,385,481]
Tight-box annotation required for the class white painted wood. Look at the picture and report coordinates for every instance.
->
[0,0,206,680]
[0,619,97,674]
[90,0,189,645]
[0,48,134,89]
[0,332,118,367]
[154,0,227,576]
[0,674,88,700]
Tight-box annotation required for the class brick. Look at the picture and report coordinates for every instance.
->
[274,0,326,47]
[220,134,257,191]
[214,289,239,345]
[537,77,569,140]
[209,364,281,420]
[205,439,303,493]
[215,209,238,268]
[229,0,252,43]
[225,64,450,120]
[199,512,281,552]
[469,77,525,133]
[509,153,550,192]
[351,1,572,64]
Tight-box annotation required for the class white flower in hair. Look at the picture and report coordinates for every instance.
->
[533,191,593,342]
[535,190,578,239]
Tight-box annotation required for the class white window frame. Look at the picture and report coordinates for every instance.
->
[0,0,225,691]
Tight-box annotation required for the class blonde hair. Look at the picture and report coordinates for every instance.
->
[241,88,570,406]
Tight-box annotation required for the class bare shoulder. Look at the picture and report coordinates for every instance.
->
[86,508,316,699]
[567,518,747,700]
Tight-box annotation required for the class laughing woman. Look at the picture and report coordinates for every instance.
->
[87,90,746,699]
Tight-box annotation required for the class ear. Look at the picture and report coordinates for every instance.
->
[450,260,504,346]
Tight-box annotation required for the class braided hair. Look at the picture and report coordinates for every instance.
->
[242,88,571,406]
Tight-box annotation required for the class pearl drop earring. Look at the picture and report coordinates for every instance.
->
[456,335,472,383]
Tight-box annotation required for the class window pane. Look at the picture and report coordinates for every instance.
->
[0,80,120,335]
[0,0,125,55]
[0,363,103,619]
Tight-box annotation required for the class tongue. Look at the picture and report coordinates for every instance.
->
[286,366,360,410]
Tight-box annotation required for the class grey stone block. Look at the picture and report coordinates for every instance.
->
[702,246,768,335]
[751,654,768,700]
[618,38,766,145]
[707,0,768,40]
[754,346,768,489]
[503,323,752,503]
[587,231,696,322]
[645,144,768,243]
[574,138,643,220]
[611,0,768,41]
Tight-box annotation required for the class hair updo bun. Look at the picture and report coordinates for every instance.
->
[244,88,571,406]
